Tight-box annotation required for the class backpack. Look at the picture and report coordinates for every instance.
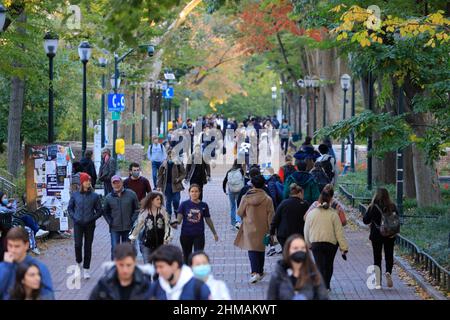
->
[311,168,330,193]
[280,126,289,138]
[374,204,400,237]
[318,156,334,181]
[282,165,296,182]
[227,169,244,193]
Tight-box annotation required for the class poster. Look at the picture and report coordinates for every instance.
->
[59,216,69,231]
[30,146,47,159]
[45,161,56,175]
[47,144,58,160]
[34,158,46,184]
[56,152,67,166]
[56,166,67,185]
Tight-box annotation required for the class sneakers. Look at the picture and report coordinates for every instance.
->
[385,272,393,288]
[83,269,91,280]
[249,273,261,284]
[375,285,382,290]
[235,222,241,230]
[266,246,277,256]
[35,229,49,238]
[31,248,41,255]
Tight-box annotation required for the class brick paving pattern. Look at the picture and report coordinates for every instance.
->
[38,164,421,300]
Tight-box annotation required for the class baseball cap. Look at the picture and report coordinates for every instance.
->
[111,175,122,183]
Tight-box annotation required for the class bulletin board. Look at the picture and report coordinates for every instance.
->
[25,144,73,232]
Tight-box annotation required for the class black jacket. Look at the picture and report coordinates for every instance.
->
[67,190,103,226]
[267,260,328,300]
[270,197,309,238]
[99,157,117,184]
[80,157,97,187]
[103,189,139,232]
[89,266,152,300]
[363,203,398,242]
[186,155,211,185]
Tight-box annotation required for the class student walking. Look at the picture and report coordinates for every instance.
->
[279,119,291,155]
[103,175,140,260]
[98,148,117,196]
[283,160,320,204]
[267,234,328,300]
[304,189,349,291]
[123,162,152,202]
[304,184,347,226]
[148,135,167,188]
[174,185,218,263]
[129,192,172,263]
[222,160,245,230]
[80,150,98,188]
[67,173,103,279]
[185,145,211,201]
[188,251,231,300]
[234,175,274,284]
[363,188,400,289]
[270,184,309,248]
[278,155,296,184]
[157,149,186,220]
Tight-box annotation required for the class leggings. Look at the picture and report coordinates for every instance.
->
[180,234,205,264]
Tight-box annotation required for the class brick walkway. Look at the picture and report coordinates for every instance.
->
[37,164,421,300]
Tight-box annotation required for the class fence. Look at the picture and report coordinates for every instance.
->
[338,183,372,207]
[0,176,16,198]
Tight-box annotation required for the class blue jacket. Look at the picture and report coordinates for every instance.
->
[0,255,54,300]
[149,277,210,300]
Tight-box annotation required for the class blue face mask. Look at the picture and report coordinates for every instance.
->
[2,199,8,206]
[192,264,211,279]
[263,175,271,181]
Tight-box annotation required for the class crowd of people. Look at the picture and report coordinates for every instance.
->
[0,114,401,300]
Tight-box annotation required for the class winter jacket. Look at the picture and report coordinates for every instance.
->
[283,171,320,204]
[68,189,103,226]
[98,157,117,184]
[0,255,54,300]
[270,197,309,238]
[129,208,172,246]
[278,164,297,183]
[80,157,98,187]
[89,266,152,300]
[306,200,347,226]
[234,188,275,252]
[103,189,140,232]
[294,145,320,162]
[304,207,349,252]
[157,160,186,193]
[267,260,328,300]
[186,154,211,185]
[363,203,398,242]
[267,176,283,209]
[237,181,272,208]
[149,265,210,300]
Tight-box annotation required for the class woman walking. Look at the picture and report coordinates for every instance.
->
[175,184,218,263]
[304,184,347,226]
[267,234,328,300]
[270,184,310,248]
[363,188,399,289]
[234,175,274,284]
[129,192,172,263]
[222,160,245,230]
[185,145,211,201]
[304,189,349,291]
[67,173,103,279]
[9,263,54,300]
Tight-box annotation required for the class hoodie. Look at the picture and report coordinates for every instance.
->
[283,171,320,204]
[149,265,210,300]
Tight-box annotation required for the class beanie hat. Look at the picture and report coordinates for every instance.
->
[79,172,91,184]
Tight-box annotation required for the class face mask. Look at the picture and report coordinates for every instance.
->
[290,250,307,263]
[1,199,8,206]
[131,172,140,178]
[192,264,211,279]
[263,175,271,181]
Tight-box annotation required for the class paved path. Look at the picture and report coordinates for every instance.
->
[38,164,421,300]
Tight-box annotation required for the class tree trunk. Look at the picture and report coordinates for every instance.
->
[403,145,416,199]
[7,12,26,177]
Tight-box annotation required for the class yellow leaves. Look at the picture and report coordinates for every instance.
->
[425,38,436,48]
[360,37,371,47]
[330,4,347,13]
[409,134,424,143]
[336,32,348,41]
[427,11,445,25]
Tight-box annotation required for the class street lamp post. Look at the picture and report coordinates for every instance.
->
[78,41,92,158]
[350,78,356,172]
[0,4,6,32]
[98,57,107,148]
[311,76,319,144]
[367,71,374,190]
[271,86,277,116]
[131,87,136,144]
[340,74,351,166]
[396,86,404,218]
[296,79,305,141]
[111,71,121,158]
[185,97,189,120]
[141,86,145,145]
[44,32,59,143]
[304,76,312,137]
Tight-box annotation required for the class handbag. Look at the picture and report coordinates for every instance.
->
[263,233,272,246]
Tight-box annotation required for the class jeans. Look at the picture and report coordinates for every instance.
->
[371,237,395,283]
[152,161,162,188]
[139,243,155,264]
[25,226,37,250]
[248,250,265,274]
[311,242,338,290]
[277,236,287,249]
[180,234,205,264]
[281,138,289,155]
[21,214,40,234]
[110,231,130,260]
[74,222,96,269]
[227,192,241,226]
[165,191,181,218]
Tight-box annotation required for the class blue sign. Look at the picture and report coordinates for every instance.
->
[163,87,174,99]
[108,93,125,112]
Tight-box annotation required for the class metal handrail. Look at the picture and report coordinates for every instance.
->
[0,176,17,198]
[0,168,13,182]
[396,234,450,294]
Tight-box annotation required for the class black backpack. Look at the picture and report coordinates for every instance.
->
[318,156,334,181]
[374,204,400,237]
[282,165,296,182]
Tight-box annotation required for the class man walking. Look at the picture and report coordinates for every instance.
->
[124,162,152,202]
[103,175,140,260]
[283,160,320,204]
[99,148,117,196]
[147,135,167,188]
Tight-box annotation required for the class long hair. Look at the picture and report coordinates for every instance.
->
[10,263,42,300]
[282,234,322,290]
[140,192,164,212]
[371,187,395,212]
[318,189,333,209]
